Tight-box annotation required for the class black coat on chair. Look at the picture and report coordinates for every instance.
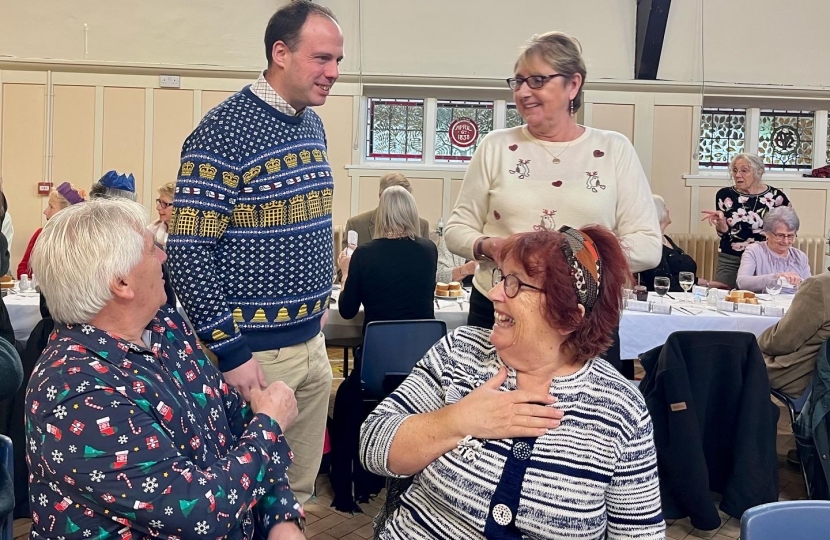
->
[639,331,779,530]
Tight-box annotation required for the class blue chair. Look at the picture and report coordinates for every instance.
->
[0,434,12,540]
[360,320,447,400]
[741,500,830,539]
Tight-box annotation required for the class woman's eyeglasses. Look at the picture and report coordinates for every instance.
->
[769,231,797,241]
[492,268,543,298]
[506,74,566,91]
[156,199,172,209]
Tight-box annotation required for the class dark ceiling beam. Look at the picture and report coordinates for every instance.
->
[635,0,672,80]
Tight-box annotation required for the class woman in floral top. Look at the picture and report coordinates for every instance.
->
[701,153,791,288]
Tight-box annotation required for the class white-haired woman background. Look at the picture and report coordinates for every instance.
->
[637,195,728,291]
[737,206,810,293]
[338,186,438,334]
[702,153,791,288]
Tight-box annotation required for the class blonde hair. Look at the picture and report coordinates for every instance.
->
[375,186,420,240]
[378,172,412,194]
[31,198,149,325]
[158,181,176,199]
[515,31,587,112]
[51,184,86,208]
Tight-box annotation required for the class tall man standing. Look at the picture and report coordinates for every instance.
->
[167,0,343,503]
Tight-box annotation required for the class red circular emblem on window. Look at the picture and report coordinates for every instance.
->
[449,118,479,148]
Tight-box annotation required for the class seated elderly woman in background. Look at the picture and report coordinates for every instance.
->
[149,181,175,250]
[338,186,438,334]
[17,182,85,279]
[25,198,306,540]
[638,195,726,291]
[89,169,137,201]
[736,206,810,293]
[437,237,477,286]
[360,226,664,539]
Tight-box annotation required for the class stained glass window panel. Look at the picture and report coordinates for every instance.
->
[698,108,746,168]
[366,98,424,161]
[826,112,830,164]
[434,100,494,162]
[758,110,813,170]
[506,104,524,128]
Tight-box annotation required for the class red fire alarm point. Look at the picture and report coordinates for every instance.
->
[37,182,52,195]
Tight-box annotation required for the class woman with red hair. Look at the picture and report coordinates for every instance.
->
[360,225,663,539]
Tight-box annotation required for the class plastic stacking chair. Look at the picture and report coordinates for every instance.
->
[360,320,447,400]
[0,434,12,540]
[741,500,830,539]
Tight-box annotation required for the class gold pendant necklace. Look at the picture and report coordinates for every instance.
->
[524,128,577,165]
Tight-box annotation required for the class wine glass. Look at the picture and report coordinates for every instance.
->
[678,272,695,302]
[654,277,670,304]
[766,277,783,306]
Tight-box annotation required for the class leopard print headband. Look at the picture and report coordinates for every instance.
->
[558,226,601,312]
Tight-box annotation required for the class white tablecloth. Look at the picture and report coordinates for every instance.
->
[5,291,42,343]
[618,292,793,359]
[323,287,469,342]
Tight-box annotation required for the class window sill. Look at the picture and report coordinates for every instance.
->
[347,162,469,173]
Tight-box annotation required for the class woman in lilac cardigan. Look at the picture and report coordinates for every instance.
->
[736,206,810,293]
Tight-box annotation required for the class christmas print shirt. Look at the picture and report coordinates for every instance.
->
[25,306,302,540]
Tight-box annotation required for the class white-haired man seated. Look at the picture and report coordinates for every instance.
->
[25,198,306,540]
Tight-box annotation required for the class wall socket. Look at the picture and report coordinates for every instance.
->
[159,75,181,88]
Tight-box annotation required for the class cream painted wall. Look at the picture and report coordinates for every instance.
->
[660,0,830,87]
[1,0,637,80]
[651,105,694,235]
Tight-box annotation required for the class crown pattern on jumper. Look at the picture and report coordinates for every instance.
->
[181,161,195,176]
[243,166,262,184]
[299,149,311,165]
[222,172,240,188]
[200,211,222,238]
[296,304,308,319]
[251,309,268,323]
[199,163,218,180]
[312,300,322,314]
[275,307,290,322]
[232,308,245,323]
[232,204,258,228]
[173,207,200,235]
[283,153,299,168]
[261,200,287,227]
[312,149,323,162]
[265,158,281,174]
[322,150,328,161]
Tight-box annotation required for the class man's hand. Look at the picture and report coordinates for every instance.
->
[223,358,267,402]
[319,308,330,330]
[267,520,305,540]
[250,381,298,431]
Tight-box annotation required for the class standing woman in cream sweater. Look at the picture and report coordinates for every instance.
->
[445,30,661,332]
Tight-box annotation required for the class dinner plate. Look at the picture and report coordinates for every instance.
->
[435,293,464,300]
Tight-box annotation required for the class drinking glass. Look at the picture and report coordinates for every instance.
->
[766,277,783,306]
[678,272,695,302]
[654,277,670,304]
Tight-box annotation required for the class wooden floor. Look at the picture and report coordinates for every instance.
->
[12,350,806,539]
